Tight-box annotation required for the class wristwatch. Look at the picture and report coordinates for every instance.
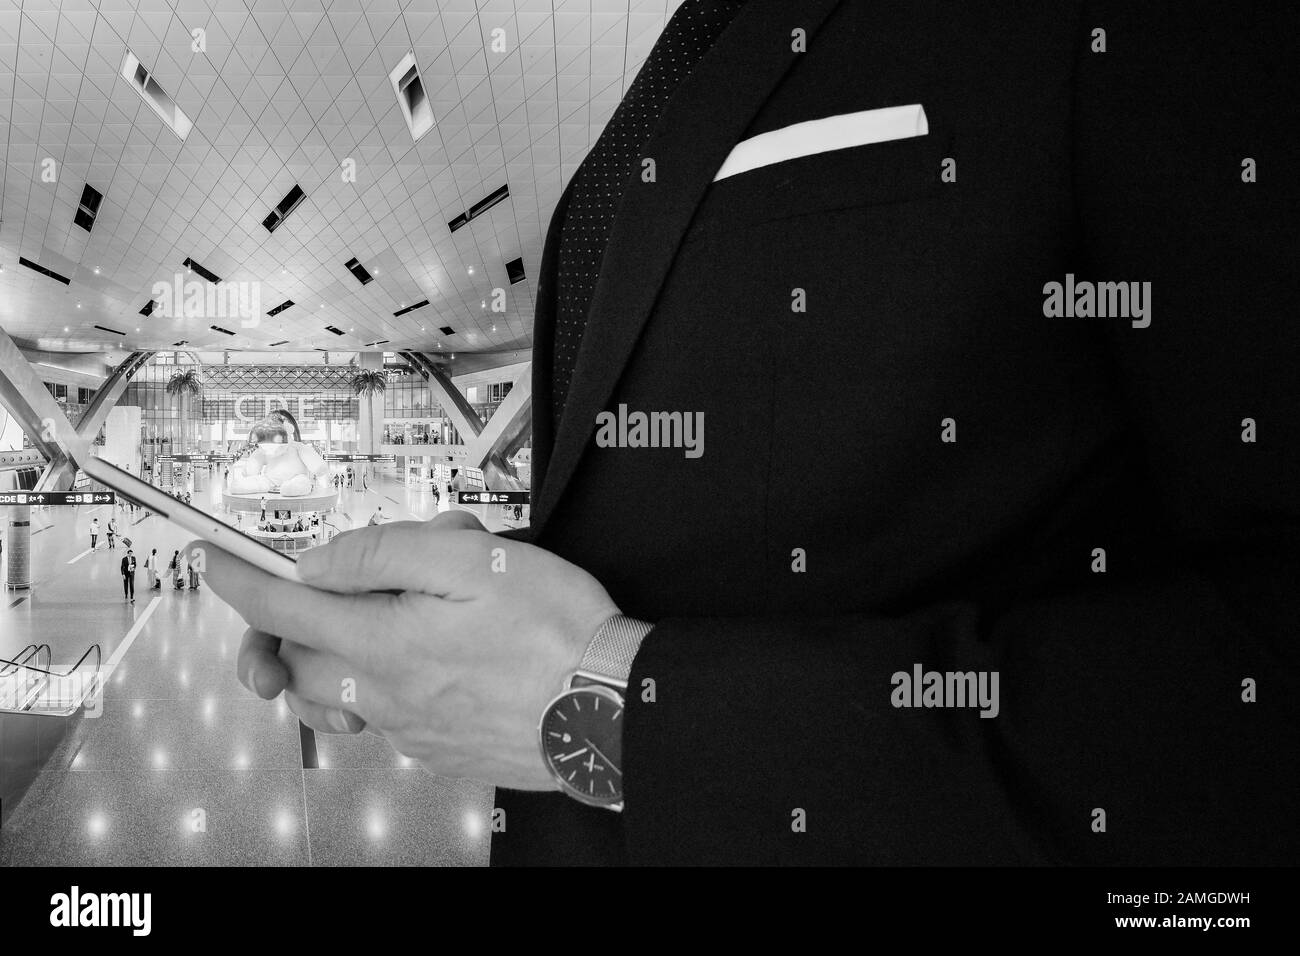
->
[538,613,654,811]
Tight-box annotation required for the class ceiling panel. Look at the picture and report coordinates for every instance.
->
[0,0,685,356]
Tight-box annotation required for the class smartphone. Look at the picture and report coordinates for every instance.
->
[81,456,302,582]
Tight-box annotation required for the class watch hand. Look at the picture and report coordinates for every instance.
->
[583,738,623,777]
[556,748,589,763]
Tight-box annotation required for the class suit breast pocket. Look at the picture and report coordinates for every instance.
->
[684,130,954,243]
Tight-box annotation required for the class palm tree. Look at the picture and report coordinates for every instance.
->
[349,369,388,397]
[350,369,387,455]
[165,368,203,454]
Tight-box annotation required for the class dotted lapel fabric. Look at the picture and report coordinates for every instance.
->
[550,0,748,431]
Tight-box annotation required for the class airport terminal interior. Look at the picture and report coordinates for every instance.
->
[0,0,658,865]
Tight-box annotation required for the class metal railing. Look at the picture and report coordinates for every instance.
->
[0,643,102,717]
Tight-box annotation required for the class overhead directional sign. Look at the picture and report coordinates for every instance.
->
[456,491,530,505]
[0,491,116,506]
[326,454,395,462]
[157,454,230,462]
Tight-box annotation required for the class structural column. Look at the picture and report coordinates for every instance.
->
[6,505,31,589]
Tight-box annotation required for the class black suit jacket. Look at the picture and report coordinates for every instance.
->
[491,0,1300,865]
[121,556,135,576]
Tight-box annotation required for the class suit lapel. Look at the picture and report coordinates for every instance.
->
[531,0,845,536]
[527,179,574,501]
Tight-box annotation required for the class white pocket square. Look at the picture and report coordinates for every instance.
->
[713,104,928,182]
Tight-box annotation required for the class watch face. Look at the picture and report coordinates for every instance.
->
[539,685,624,807]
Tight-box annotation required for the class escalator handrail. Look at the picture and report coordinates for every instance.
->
[0,644,43,676]
[0,642,101,679]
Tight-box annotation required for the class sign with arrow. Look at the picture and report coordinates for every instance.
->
[456,491,530,505]
[0,491,117,506]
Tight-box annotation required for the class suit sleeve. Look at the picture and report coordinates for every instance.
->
[620,2,1300,865]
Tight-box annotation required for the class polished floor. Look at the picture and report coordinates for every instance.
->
[0,470,513,866]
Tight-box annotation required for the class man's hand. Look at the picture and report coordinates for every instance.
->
[194,511,620,790]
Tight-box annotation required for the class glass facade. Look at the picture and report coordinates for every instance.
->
[40,382,97,442]
[381,374,519,446]
[102,356,528,472]
[384,374,442,418]
[120,357,362,471]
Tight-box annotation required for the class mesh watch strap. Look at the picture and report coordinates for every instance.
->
[578,614,654,685]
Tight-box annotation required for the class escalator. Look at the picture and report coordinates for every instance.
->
[0,642,102,716]
[0,641,103,826]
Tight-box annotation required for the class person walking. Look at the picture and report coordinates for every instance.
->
[89,516,99,551]
[187,553,201,591]
[145,548,159,590]
[120,549,136,603]
[106,517,117,550]
[168,550,183,590]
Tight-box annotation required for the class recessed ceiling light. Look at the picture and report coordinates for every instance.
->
[74,185,103,232]
[449,185,509,234]
[77,302,82,308]
[263,184,305,234]
[121,51,192,140]
[467,267,474,275]
[390,51,435,142]
[94,267,100,274]
[63,326,69,332]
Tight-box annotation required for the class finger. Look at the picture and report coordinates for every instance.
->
[426,510,486,532]
[295,519,490,595]
[276,640,390,727]
[284,690,366,736]
[326,509,479,551]
[237,627,288,700]
[195,539,398,663]
[325,518,421,549]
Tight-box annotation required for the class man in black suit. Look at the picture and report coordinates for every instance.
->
[203,0,1298,865]
[121,549,136,604]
